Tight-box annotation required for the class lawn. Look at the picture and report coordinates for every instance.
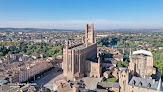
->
[107,77,116,82]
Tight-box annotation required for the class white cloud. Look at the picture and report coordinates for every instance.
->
[0,19,162,30]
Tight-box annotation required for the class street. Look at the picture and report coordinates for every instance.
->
[33,67,63,91]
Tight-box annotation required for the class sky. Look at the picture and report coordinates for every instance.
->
[0,0,163,30]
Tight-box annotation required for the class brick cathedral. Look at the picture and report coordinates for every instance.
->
[62,24,101,80]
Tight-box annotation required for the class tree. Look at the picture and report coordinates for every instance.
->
[8,51,13,55]
[124,59,129,67]
[118,61,123,67]
[153,60,160,67]
[103,77,107,81]
[26,50,33,55]
[58,50,63,55]
[8,38,12,41]
[0,52,3,56]
[158,63,163,75]
[103,50,107,54]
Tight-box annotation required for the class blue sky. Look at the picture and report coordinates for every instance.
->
[0,0,163,29]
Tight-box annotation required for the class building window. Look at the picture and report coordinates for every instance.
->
[139,81,142,87]
[123,80,126,85]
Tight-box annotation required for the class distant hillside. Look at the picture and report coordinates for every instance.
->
[0,28,162,33]
[0,28,81,32]
[96,29,163,33]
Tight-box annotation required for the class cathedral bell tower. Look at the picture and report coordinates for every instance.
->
[85,24,95,44]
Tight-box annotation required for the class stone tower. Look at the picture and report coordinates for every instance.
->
[85,24,94,44]
[129,50,156,78]
[119,69,131,92]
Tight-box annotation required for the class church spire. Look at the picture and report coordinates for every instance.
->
[157,77,163,91]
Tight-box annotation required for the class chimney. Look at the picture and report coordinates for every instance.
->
[82,36,84,43]
[153,79,155,84]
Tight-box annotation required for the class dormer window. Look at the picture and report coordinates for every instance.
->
[147,83,151,88]
[132,80,135,85]
[132,80,135,88]
[139,81,142,86]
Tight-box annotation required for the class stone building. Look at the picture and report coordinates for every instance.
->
[62,24,101,80]
[18,60,52,82]
[118,50,163,92]
[129,50,156,79]
[85,55,101,78]
[119,68,163,92]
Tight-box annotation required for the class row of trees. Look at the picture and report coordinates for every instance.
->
[97,37,120,47]
[151,50,163,75]
[117,36,163,48]
[117,59,129,68]
[0,41,64,58]
[97,35,163,48]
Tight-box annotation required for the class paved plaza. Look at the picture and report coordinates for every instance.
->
[33,67,63,91]
[82,77,103,90]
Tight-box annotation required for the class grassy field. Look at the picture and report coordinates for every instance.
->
[107,77,116,82]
